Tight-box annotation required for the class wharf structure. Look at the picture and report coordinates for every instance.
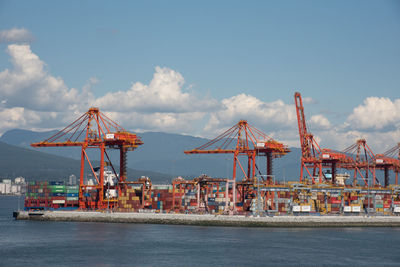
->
[19,93,400,220]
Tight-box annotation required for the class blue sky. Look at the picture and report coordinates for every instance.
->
[0,1,399,151]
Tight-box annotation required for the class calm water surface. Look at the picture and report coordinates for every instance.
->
[1,196,400,266]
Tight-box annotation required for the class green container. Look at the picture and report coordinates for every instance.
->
[376,204,383,208]
[66,189,79,193]
[51,189,66,193]
[66,197,79,201]
[66,185,79,190]
[49,185,65,190]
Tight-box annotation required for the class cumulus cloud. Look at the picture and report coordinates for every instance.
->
[0,44,210,135]
[310,114,331,129]
[204,94,296,136]
[107,111,205,134]
[0,42,398,153]
[302,97,317,105]
[95,66,218,113]
[0,28,34,43]
[0,44,89,112]
[347,97,400,130]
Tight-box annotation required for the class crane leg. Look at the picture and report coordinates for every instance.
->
[120,147,127,181]
[267,152,272,183]
[385,167,389,188]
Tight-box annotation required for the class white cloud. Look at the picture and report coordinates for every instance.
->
[105,111,205,135]
[0,44,210,135]
[204,94,296,136]
[313,128,400,154]
[0,43,398,154]
[347,97,400,130]
[0,107,41,130]
[95,66,218,113]
[0,44,89,112]
[302,97,317,105]
[310,114,331,129]
[0,28,34,43]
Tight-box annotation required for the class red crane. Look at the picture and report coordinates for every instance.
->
[342,139,376,186]
[294,92,353,184]
[31,107,143,209]
[375,143,400,186]
[184,120,290,211]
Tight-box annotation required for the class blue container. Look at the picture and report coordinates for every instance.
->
[67,193,78,197]
[52,193,65,197]
[84,193,91,197]
[207,202,216,206]
[208,197,215,202]
[237,202,244,207]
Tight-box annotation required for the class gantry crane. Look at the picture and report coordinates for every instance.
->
[375,143,400,186]
[184,120,290,210]
[294,92,353,184]
[31,107,143,209]
[342,139,377,186]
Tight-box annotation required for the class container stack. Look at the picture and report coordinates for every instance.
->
[117,186,142,212]
[25,181,50,209]
[66,185,79,207]
[48,182,66,209]
[24,181,79,210]
[152,185,173,211]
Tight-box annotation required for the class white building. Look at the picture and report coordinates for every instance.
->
[15,177,26,184]
[69,174,77,185]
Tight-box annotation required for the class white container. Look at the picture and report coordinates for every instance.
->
[301,206,311,212]
[106,189,118,198]
[256,142,265,148]
[53,200,65,204]
[343,206,352,212]
[106,133,115,139]
[292,206,301,212]
[394,206,400,213]
[3,179,12,184]
[352,206,361,212]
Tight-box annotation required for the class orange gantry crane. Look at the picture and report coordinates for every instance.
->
[184,120,290,210]
[294,92,353,184]
[342,139,377,186]
[375,143,400,186]
[31,107,143,209]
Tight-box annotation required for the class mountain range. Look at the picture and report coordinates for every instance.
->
[0,129,302,183]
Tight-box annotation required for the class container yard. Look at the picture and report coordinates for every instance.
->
[15,92,400,225]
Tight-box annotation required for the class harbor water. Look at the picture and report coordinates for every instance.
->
[1,196,400,266]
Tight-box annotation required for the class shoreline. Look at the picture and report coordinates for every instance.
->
[14,211,400,227]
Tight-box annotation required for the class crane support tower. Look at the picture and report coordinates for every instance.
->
[31,107,143,209]
[184,120,290,211]
[342,139,377,186]
[294,92,353,184]
[375,143,400,186]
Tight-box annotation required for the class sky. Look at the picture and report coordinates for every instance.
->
[0,0,399,152]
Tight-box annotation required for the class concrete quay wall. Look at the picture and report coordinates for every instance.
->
[14,211,400,227]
